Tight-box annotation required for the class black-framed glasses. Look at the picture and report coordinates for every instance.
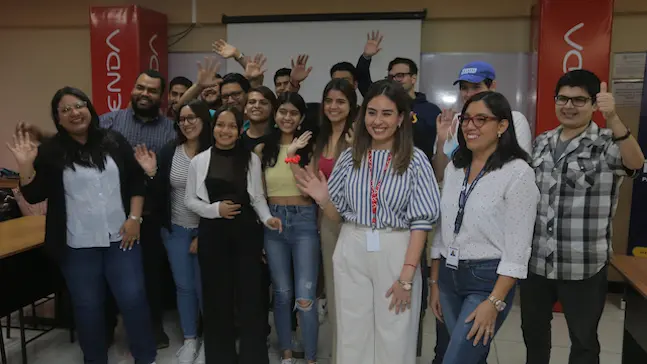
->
[221,90,244,100]
[458,114,499,128]
[554,95,591,107]
[178,116,199,125]
[386,73,413,81]
[59,101,87,115]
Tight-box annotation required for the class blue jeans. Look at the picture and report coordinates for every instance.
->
[161,224,202,338]
[438,259,514,364]
[264,204,320,361]
[60,242,156,364]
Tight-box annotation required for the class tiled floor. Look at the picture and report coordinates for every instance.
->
[1,294,624,363]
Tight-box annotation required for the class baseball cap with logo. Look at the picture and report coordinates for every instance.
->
[453,61,496,85]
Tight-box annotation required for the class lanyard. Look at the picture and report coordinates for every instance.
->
[453,165,487,236]
[368,150,392,229]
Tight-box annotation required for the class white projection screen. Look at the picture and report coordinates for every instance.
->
[225,13,423,103]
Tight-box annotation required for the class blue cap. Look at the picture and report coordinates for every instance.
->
[453,61,496,85]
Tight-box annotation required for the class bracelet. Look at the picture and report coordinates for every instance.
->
[429,279,438,285]
[404,263,417,269]
[285,155,301,164]
[613,128,631,142]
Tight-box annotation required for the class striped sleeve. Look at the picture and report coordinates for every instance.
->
[327,148,353,215]
[407,149,441,230]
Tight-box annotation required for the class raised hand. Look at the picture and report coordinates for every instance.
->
[6,131,38,167]
[15,122,44,144]
[196,56,222,89]
[294,168,330,206]
[287,130,313,157]
[219,200,242,219]
[596,82,617,120]
[290,54,312,84]
[212,39,238,59]
[245,53,268,80]
[265,217,283,233]
[363,30,384,57]
[436,109,457,143]
[134,144,157,177]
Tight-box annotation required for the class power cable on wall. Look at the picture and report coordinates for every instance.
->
[168,23,196,47]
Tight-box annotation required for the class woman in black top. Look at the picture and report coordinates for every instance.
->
[185,106,281,364]
[6,87,156,364]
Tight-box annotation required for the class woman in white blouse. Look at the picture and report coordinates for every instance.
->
[184,106,281,364]
[295,80,441,364]
[429,91,539,364]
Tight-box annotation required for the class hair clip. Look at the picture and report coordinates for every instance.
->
[285,155,301,164]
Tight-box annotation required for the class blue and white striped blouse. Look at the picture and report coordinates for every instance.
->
[328,148,441,231]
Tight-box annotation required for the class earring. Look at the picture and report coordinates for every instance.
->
[497,132,502,138]
[297,124,301,131]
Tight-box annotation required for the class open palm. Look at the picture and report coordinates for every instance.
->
[245,53,267,80]
[294,168,330,204]
[212,39,237,59]
[6,131,38,167]
[196,57,222,88]
[290,54,312,83]
[134,145,157,176]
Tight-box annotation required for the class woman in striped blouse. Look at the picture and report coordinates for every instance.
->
[295,80,441,364]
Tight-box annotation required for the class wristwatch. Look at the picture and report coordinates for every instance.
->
[488,295,506,312]
[398,280,413,291]
[129,215,143,224]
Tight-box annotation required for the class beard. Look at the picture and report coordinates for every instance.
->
[131,95,161,118]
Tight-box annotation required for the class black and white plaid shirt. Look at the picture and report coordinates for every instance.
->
[529,122,637,280]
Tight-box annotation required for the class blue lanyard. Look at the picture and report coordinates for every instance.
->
[453,165,487,236]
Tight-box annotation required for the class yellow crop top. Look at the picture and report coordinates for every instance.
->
[264,145,302,197]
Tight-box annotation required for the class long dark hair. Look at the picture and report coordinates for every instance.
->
[352,79,413,175]
[50,86,111,171]
[247,86,278,127]
[261,92,316,168]
[214,106,252,184]
[452,91,529,171]
[175,99,213,154]
[313,79,357,167]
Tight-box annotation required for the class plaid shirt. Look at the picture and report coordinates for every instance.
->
[529,122,636,280]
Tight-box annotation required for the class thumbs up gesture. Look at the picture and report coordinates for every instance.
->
[596,82,617,120]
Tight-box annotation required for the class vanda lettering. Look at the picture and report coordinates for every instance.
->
[562,22,584,73]
[149,34,160,71]
[106,29,122,112]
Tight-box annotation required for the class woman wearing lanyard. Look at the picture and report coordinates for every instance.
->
[429,91,539,364]
[295,79,440,364]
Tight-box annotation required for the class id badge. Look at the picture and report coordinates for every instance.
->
[446,247,459,270]
[366,230,380,252]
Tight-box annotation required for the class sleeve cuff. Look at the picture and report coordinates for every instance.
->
[496,261,528,279]
[410,220,433,231]
[430,246,444,259]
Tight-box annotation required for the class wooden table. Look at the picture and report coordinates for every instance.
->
[0,216,45,259]
[0,216,61,364]
[611,254,647,364]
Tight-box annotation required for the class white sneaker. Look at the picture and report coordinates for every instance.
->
[194,341,205,364]
[177,339,198,364]
[281,359,294,364]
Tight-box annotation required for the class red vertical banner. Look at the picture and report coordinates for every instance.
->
[90,6,168,116]
[532,0,614,136]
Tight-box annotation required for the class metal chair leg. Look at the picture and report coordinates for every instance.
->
[18,308,27,364]
[0,321,7,364]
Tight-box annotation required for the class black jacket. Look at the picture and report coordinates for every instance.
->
[149,141,177,232]
[20,130,146,261]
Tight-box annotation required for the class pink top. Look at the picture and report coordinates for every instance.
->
[319,156,335,180]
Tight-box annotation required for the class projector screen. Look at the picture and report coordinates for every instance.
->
[226,19,422,103]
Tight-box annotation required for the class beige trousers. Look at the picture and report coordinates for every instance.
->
[334,224,422,364]
[320,216,341,364]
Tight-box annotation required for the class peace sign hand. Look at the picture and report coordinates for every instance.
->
[6,131,39,167]
[290,54,312,84]
[287,130,313,157]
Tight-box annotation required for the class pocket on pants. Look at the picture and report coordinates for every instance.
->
[468,265,498,283]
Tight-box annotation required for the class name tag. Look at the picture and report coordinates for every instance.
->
[446,247,459,270]
[366,230,380,252]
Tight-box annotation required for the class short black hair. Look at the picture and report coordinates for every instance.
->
[452,91,529,171]
[220,73,250,93]
[138,69,166,94]
[459,79,494,88]
[388,57,418,75]
[169,76,192,90]
[330,62,358,82]
[555,69,601,102]
[273,68,291,84]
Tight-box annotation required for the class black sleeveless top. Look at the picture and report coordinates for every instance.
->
[205,146,250,206]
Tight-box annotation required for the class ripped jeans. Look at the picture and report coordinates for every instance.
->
[265,204,320,361]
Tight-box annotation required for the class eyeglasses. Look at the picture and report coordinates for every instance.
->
[222,90,244,100]
[59,101,87,115]
[177,116,199,125]
[458,114,499,128]
[386,73,413,81]
[554,95,591,107]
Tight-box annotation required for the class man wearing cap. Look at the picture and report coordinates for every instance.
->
[428,61,532,364]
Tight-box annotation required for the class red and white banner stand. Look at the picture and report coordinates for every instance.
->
[530,0,614,136]
[90,6,168,115]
